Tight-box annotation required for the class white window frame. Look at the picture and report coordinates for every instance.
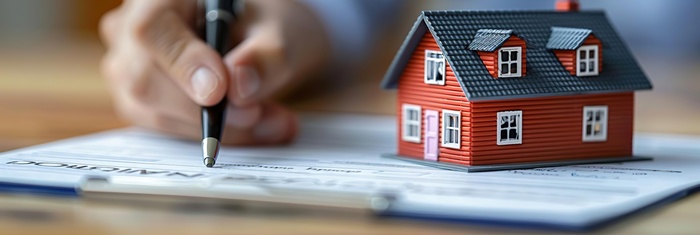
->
[441,110,461,149]
[577,45,599,77]
[402,104,421,143]
[498,47,522,78]
[424,50,446,85]
[582,106,608,142]
[497,110,523,145]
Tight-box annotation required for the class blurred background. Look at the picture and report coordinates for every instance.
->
[0,0,122,150]
[1,0,699,151]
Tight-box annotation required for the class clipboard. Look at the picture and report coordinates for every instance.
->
[3,121,700,232]
[78,176,396,214]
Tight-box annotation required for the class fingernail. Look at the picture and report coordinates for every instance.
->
[226,105,261,129]
[191,68,220,102]
[253,115,287,142]
[235,66,260,100]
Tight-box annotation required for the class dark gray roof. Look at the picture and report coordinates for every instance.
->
[546,27,594,50]
[381,11,653,101]
[468,29,513,52]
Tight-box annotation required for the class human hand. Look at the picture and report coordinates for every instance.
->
[100,0,330,145]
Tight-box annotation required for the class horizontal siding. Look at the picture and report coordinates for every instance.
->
[478,51,498,78]
[468,92,634,165]
[397,31,472,163]
[554,50,576,76]
[396,32,631,167]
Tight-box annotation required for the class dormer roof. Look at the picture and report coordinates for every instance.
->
[546,27,594,50]
[381,11,652,101]
[468,29,515,52]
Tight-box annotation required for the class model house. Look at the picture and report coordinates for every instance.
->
[381,0,653,170]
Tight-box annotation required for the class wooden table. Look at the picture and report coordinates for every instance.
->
[1,38,700,235]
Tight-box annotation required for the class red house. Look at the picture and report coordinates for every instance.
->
[381,2,653,172]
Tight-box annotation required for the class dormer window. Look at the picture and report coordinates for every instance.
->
[499,47,522,77]
[547,27,603,77]
[577,45,599,76]
[424,50,445,85]
[468,29,527,79]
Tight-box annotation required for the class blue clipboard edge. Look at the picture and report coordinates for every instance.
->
[0,181,78,197]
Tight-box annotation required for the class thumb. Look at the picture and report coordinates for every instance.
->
[127,1,228,106]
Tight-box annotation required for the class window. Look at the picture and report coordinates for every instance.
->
[498,47,522,78]
[577,45,599,76]
[425,50,445,85]
[402,104,421,143]
[441,110,460,149]
[582,106,608,142]
[497,111,522,145]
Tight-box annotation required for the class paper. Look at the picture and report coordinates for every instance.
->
[1,113,700,230]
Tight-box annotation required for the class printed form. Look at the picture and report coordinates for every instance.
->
[1,114,699,230]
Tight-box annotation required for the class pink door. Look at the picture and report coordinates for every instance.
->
[424,110,439,161]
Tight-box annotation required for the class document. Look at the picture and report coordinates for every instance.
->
[1,113,700,230]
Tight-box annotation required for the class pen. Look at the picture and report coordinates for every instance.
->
[201,0,238,168]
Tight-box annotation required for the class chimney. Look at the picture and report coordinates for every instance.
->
[556,0,580,12]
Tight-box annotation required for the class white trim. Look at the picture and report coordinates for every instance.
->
[498,47,522,78]
[402,104,421,143]
[441,110,461,149]
[497,110,523,145]
[424,50,446,85]
[576,45,599,77]
[582,106,608,142]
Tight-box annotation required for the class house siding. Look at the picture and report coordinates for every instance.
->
[477,35,528,78]
[553,35,603,76]
[467,92,634,165]
[397,31,473,164]
[397,32,632,167]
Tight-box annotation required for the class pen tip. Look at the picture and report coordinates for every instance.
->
[202,137,221,168]
[204,157,216,168]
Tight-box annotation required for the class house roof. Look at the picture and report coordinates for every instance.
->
[468,29,514,52]
[546,27,594,50]
[381,11,653,101]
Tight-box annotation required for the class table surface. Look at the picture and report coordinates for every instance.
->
[1,38,700,235]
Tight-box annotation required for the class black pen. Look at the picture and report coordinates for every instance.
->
[202,0,238,168]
